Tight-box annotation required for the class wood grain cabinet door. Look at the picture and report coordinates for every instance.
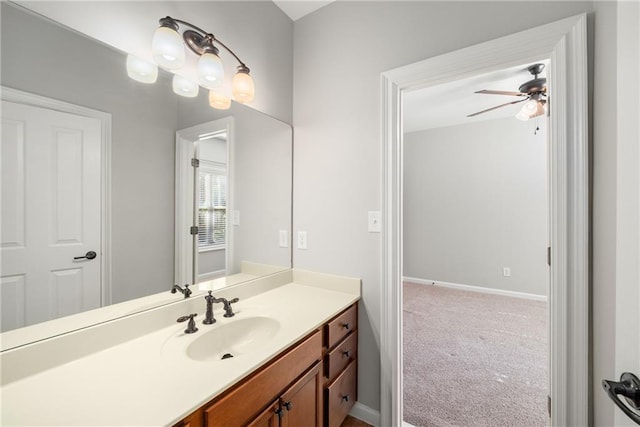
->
[248,401,281,427]
[280,362,322,427]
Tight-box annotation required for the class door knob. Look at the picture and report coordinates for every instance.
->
[602,372,640,425]
[74,251,97,260]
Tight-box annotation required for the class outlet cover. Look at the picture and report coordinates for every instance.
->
[297,231,308,250]
[368,211,381,233]
[279,230,289,248]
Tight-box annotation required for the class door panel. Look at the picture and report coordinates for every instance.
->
[1,101,102,330]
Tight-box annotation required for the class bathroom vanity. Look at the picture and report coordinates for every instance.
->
[0,269,360,427]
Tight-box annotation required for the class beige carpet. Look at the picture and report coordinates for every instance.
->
[403,282,548,427]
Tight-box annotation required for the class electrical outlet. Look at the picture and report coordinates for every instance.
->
[368,211,381,233]
[297,231,308,250]
[503,267,511,277]
[279,230,289,248]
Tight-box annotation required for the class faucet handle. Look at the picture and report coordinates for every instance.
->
[177,313,198,334]
[223,297,240,318]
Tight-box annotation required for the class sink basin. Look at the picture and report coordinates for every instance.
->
[186,316,280,362]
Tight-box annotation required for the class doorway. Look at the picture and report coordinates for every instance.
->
[0,88,111,331]
[401,64,550,425]
[380,14,588,427]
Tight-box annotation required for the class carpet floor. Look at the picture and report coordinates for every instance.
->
[403,282,548,427]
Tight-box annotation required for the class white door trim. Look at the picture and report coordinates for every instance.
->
[380,14,588,427]
[175,118,234,286]
[0,86,112,306]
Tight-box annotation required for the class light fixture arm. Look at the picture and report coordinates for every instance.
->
[159,16,249,72]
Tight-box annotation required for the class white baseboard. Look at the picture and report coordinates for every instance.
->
[403,276,547,302]
[349,402,418,427]
[349,402,380,426]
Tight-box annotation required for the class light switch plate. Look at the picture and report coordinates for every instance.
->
[231,210,240,226]
[368,211,381,233]
[297,231,308,250]
[279,230,289,248]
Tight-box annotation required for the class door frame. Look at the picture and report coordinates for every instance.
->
[380,14,588,427]
[175,117,234,286]
[1,86,112,305]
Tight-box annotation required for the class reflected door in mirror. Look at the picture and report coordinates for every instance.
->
[1,101,102,332]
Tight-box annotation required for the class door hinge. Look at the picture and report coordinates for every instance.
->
[547,246,551,266]
[191,158,200,167]
[190,226,199,235]
[548,395,551,417]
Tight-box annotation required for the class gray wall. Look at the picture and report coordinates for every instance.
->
[292,0,595,413]
[1,4,177,304]
[403,118,548,297]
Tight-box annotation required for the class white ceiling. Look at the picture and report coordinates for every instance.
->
[403,60,549,133]
[273,0,335,21]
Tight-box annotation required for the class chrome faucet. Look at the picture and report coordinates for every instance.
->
[203,291,239,324]
[171,283,191,299]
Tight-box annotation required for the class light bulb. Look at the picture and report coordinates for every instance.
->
[126,55,158,84]
[198,52,224,88]
[152,26,185,69]
[209,90,231,110]
[232,69,254,103]
[172,75,199,98]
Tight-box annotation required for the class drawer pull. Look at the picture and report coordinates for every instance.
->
[275,408,285,419]
[343,350,351,358]
[283,401,293,411]
[341,394,350,402]
[342,322,350,330]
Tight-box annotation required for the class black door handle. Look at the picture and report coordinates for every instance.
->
[74,251,97,260]
[602,372,640,425]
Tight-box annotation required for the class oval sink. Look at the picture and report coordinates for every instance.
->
[186,316,280,362]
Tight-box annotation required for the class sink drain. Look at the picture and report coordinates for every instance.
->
[221,353,234,360]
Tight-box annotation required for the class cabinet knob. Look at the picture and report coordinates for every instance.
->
[275,408,284,419]
[341,394,350,402]
[343,350,351,358]
[283,401,293,411]
[341,322,350,330]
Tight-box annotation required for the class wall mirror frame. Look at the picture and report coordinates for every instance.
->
[0,2,293,350]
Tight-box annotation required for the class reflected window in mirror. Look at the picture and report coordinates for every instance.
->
[198,161,227,251]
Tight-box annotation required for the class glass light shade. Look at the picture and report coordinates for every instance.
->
[198,53,224,88]
[126,55,158,84]
[232,71,255,103]
[516,99,541,121]
[152,26,185,69]
[209,90,231,110]
[172,75,199,98]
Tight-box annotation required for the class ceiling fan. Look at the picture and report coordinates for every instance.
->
[467,63,547,120]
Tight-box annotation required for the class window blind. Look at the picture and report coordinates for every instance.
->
[198,162,227,250]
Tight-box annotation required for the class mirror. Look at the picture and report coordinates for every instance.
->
[0,3,292,344]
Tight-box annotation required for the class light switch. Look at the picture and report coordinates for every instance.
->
[368,211,381,233]
[279,230,289,248]
[297,231,308,250]
[503,267,511,277]
[232,210,240,226]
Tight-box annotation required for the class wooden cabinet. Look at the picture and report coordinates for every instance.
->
[173,303,358,427]
[323,304,358,427]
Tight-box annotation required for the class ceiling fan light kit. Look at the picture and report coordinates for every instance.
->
[469,63,547,121]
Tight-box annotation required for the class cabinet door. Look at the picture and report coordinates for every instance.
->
[280,362,322,427]
[248,401,281,427]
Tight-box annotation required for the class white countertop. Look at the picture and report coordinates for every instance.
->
[0,272,360,426]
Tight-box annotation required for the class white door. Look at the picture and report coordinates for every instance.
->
[1,101,102,331]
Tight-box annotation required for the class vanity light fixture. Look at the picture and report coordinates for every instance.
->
[148,16,255,107]
[126,55,158,84]
[172,74,199,98]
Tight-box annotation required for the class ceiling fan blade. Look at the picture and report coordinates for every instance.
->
[467,98,527,117]
[475,89,526,97]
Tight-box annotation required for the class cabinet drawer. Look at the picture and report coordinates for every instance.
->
[325,304,357,349]
[324,360,357,427]
[325,331,357,382]
[204,330,322,427]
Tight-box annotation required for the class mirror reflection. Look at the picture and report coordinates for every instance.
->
[0,3,292,338]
